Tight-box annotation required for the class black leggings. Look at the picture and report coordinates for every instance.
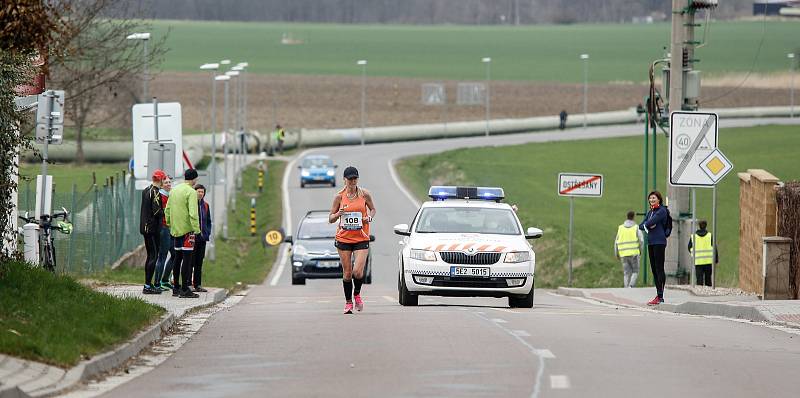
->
[143,232,160,286]
[695,264,712,286]
[648,244,666,298]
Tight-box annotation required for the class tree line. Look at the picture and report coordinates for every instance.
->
[143,0,754,24]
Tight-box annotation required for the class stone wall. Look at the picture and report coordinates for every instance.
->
[738,169,781,295]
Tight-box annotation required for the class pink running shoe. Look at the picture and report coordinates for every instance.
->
[354,295,364,312]
[343,302,354,314]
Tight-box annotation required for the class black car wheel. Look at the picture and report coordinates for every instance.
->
[292,275,306,285]
[508,279,534,308]
[300,181,306,188]
[398,265,418,306]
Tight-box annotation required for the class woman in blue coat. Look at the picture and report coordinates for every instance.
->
[640,191,670,305]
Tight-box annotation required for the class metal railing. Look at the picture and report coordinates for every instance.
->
[17,172,141,275]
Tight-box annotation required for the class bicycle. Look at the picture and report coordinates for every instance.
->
[19,207,72,272]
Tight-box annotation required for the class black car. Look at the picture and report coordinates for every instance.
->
[284,210,374,285]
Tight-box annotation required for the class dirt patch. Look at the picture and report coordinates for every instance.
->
[134,71,795,131]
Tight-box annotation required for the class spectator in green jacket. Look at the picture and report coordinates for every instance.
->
[165,169,201,298]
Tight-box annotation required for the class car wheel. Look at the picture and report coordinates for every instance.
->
[508,279,534,308]
[292,275,306,285]
[365,256,372,284]
[300,181,305,188]
[399,270,418,306]
[331,181,336,187]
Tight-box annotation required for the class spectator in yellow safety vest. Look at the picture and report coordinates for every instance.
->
[688,220,717,286]
[615,211,644,288]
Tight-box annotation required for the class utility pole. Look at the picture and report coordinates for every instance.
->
[666,0,691,284]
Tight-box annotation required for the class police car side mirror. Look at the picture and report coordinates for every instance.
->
[525,227,543,240]
[393,224,411,236]
[369,234,376,242]
[334,164,339,168]
[284,235,293,244]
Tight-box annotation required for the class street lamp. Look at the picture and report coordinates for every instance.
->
[126,32,151,100]
[482,57,492,137]
[217,74,231,239]
[580,53,589,129]
[357,60,367,146]
[201,63,220,258]
[225,70,239,210]
[789,52,796,119]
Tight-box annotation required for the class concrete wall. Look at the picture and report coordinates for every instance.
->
[738,169,781,295]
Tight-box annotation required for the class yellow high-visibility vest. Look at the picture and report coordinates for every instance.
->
[616,224,640,257]
[691,233,714,265]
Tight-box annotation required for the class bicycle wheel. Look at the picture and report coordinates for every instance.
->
[41,240,56,272]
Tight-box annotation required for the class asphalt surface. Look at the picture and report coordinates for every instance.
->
[100,119,800,398]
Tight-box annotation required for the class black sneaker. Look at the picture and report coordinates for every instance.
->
[193,286,208,293]
[143,285,162,295]
[172,289,180,297]
[179,289,199,298]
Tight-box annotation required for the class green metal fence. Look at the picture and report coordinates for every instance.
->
[18,172,141,275]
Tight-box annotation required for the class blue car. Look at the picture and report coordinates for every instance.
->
[299,155,337,188]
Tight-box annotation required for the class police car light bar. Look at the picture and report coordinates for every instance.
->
[428,186,505,201]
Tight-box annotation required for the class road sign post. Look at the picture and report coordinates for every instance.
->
[558,173,604,286]
[35,90,65,222]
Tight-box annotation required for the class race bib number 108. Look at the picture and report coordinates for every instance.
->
[341,212,363,230]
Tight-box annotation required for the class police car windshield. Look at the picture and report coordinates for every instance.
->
[298,217,337,239]
[415,207,520,235]
[302,158,333,168]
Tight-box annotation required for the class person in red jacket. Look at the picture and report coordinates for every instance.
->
[140,169,166,295]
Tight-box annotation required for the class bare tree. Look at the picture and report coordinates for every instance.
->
[49,0,168,164]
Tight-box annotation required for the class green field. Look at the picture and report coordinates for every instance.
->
[396,124,799,288]
[152,20,799,82]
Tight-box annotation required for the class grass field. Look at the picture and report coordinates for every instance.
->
[0,261,164,367]
[396,124,799,288]
[152,19,799,83]
[93,160,286,291]
[18,162,129,194]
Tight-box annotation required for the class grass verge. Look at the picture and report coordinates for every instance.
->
[91,160,286,291]
[0,261,164,367]
[395,124,800,288]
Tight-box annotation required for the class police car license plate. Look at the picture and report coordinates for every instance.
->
[317,261,339,268]
[451,266,490,278]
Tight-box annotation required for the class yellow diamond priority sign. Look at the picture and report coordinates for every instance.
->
[699,148,733,185]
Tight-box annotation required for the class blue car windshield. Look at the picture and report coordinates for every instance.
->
[415,207,520,235]
[298,217,337,239]
[302,158,333,168]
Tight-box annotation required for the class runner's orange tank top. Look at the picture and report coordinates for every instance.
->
[335,188,370,243]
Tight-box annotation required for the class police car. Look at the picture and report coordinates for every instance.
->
[393,186,542,308]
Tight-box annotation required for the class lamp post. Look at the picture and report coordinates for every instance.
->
[126,32,151,100]
[789,52,796,119]
[357,60,367,146]
[482,57,492,137]
[225,70,240,212]
[580,54,589,129]
[200,63,220,258]
[231,65,244,190]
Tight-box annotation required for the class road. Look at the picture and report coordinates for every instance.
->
[99,119,800,398]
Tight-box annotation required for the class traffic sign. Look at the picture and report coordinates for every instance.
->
[422,83,446,105]
[132,102,183,183]
[558,173,603,197]
[36,90,65,125]
[669,111,719,187]
[264,229,284,246]
[699,148,734,184]
[35,124,63,145]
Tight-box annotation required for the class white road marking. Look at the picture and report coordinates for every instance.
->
[473,311,548,398]
[490,307,517,314]
[535,349,556,359]
[382,295,395,303]
[387,158,421,208]
[511,330,531,337]
[491,318,508,324]
[270,149,314,286]
[317,300,331,303]
[550,375,571,389]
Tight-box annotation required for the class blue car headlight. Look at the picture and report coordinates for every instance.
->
[301,170,310,177]
[326,170,335,177]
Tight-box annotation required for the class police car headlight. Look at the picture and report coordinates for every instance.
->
[413,275,434,285]
[504,251,531,263]
[326,170,335,176]
[410,249,436,262]
[293,245,307,256]
[301,170,310,177]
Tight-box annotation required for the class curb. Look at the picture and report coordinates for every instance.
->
[555,287,773,325]
[21,289,228,398]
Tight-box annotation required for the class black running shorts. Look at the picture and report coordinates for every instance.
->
[335,240,369,251]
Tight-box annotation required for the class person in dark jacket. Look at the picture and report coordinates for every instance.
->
[140,169,166,295]
[193,184,212,292]
[154,176,176,291]
[640,190,670,305]
[559,110,568,130]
